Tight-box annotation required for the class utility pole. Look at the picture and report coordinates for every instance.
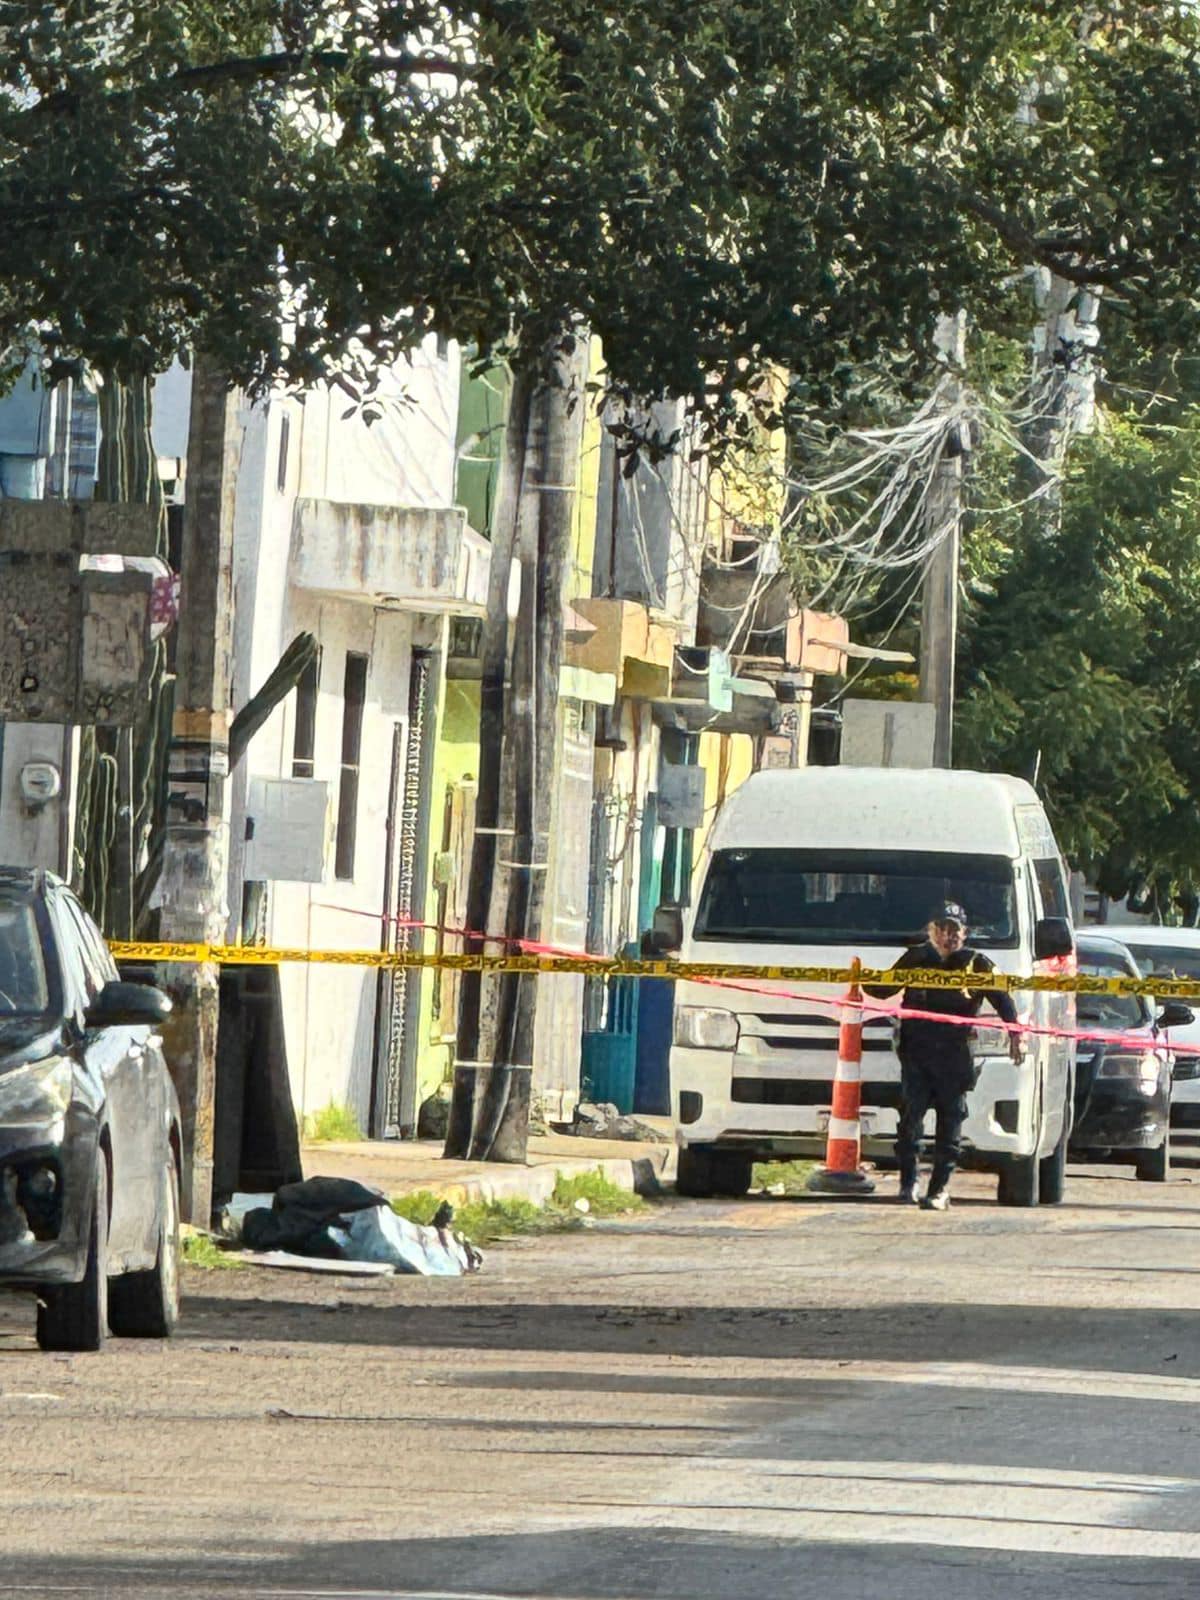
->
[446,365,532,1160]
[919,311,967,769]
[157,356,240,1225]
[445,337,586,1161]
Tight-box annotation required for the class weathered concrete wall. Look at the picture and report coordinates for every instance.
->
[290,500,489,612]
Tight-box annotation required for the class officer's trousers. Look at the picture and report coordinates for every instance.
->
[896,1049,975,1194]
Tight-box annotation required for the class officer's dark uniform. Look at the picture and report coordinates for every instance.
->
[870,937,1018,1198]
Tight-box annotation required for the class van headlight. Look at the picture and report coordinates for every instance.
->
[674,1006,739,1051]
[0,1057,73,1130]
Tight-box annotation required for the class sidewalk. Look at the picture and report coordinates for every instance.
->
[301,1120,677,1208]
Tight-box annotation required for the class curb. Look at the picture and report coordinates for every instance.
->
[392,1148,677,1210]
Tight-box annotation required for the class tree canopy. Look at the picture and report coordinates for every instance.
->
[4,3,1200,443]
[957,408,1200,914]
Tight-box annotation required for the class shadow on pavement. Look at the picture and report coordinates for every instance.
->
[182,1293,1200,1376]
[3,1527,1199,1600]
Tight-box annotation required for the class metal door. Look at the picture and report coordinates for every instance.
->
[372,648,436,1138]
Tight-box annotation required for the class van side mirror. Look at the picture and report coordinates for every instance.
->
[641,905,683,957]
[1157,1001,1195,1031]
[1034,917,1074,962]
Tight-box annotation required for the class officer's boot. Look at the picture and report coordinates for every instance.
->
[920,1161,955,1211]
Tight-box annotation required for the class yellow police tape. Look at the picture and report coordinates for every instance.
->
[105,941,1200,1001]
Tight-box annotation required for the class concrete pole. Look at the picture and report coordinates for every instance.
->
[919,312,967,769]
[157,356,240,1225]
[0,384,76,880]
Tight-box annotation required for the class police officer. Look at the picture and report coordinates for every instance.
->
[870,903,1023,1211]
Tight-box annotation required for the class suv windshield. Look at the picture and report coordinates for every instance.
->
[0,896,50,1016]
[694,849,1019,947]
[1121,942,1200,983]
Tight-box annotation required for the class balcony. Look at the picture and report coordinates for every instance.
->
[695,537,799,661]
[290,498,490,615]
[565,597,678,700]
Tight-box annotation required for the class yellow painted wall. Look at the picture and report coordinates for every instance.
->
[705,366,790,543]
[692,730,757,892]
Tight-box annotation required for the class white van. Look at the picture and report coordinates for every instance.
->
[659,767,1076,1207]
[1095,925,1200,1145]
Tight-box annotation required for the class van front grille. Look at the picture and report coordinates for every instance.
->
[731,1078,904,1109]
[738,1014,896,1053]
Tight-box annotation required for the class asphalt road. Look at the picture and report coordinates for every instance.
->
[3,1163,1200,1599]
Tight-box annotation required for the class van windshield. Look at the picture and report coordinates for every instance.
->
[694,849,1019,947]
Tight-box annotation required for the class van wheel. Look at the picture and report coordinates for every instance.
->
[997,1153,1039,1208]
[37,1158,109,1353]
[1135,1134,1170,1183]
[676,1148,714,1197]
[676,1149,753,1199]
[710,1154,753,1197]
[1038,1119,1069,1206]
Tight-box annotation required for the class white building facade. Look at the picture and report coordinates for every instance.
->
[223,343,489,1136]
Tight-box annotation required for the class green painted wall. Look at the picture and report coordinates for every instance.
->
[456,365,511,537]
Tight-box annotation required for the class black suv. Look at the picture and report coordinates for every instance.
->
[1071,931,1192,1182]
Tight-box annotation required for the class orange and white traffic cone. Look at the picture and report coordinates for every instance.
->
[807,959,876,1196]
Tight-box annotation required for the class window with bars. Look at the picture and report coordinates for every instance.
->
[334,652,369,880]
[291,650,321,779]
[276,411,291,493]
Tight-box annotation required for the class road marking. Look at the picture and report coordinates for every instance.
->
[256,1591,642,1600]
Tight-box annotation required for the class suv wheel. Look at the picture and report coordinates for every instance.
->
[1135,1132,1170,1184]
[37,1157,109,1353]
[110,1148,181,1338]
[1038,1116,1069,1206]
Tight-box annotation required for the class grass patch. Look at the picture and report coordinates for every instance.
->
[181,1231,246,1271]
[303,1102,364,1142]
[391,1191,554,1245]
[752,1159,817,1195]
[550,1169,647,1217]
[389,1189,443,1227]
[390,1168,645,1246]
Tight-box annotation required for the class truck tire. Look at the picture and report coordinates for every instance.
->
[37,1158,109,1353]
[676,1149,753,1198]
[997,1152,1039,1208]
[1038,1117,1069,1206]
[110,1148,181,1338]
